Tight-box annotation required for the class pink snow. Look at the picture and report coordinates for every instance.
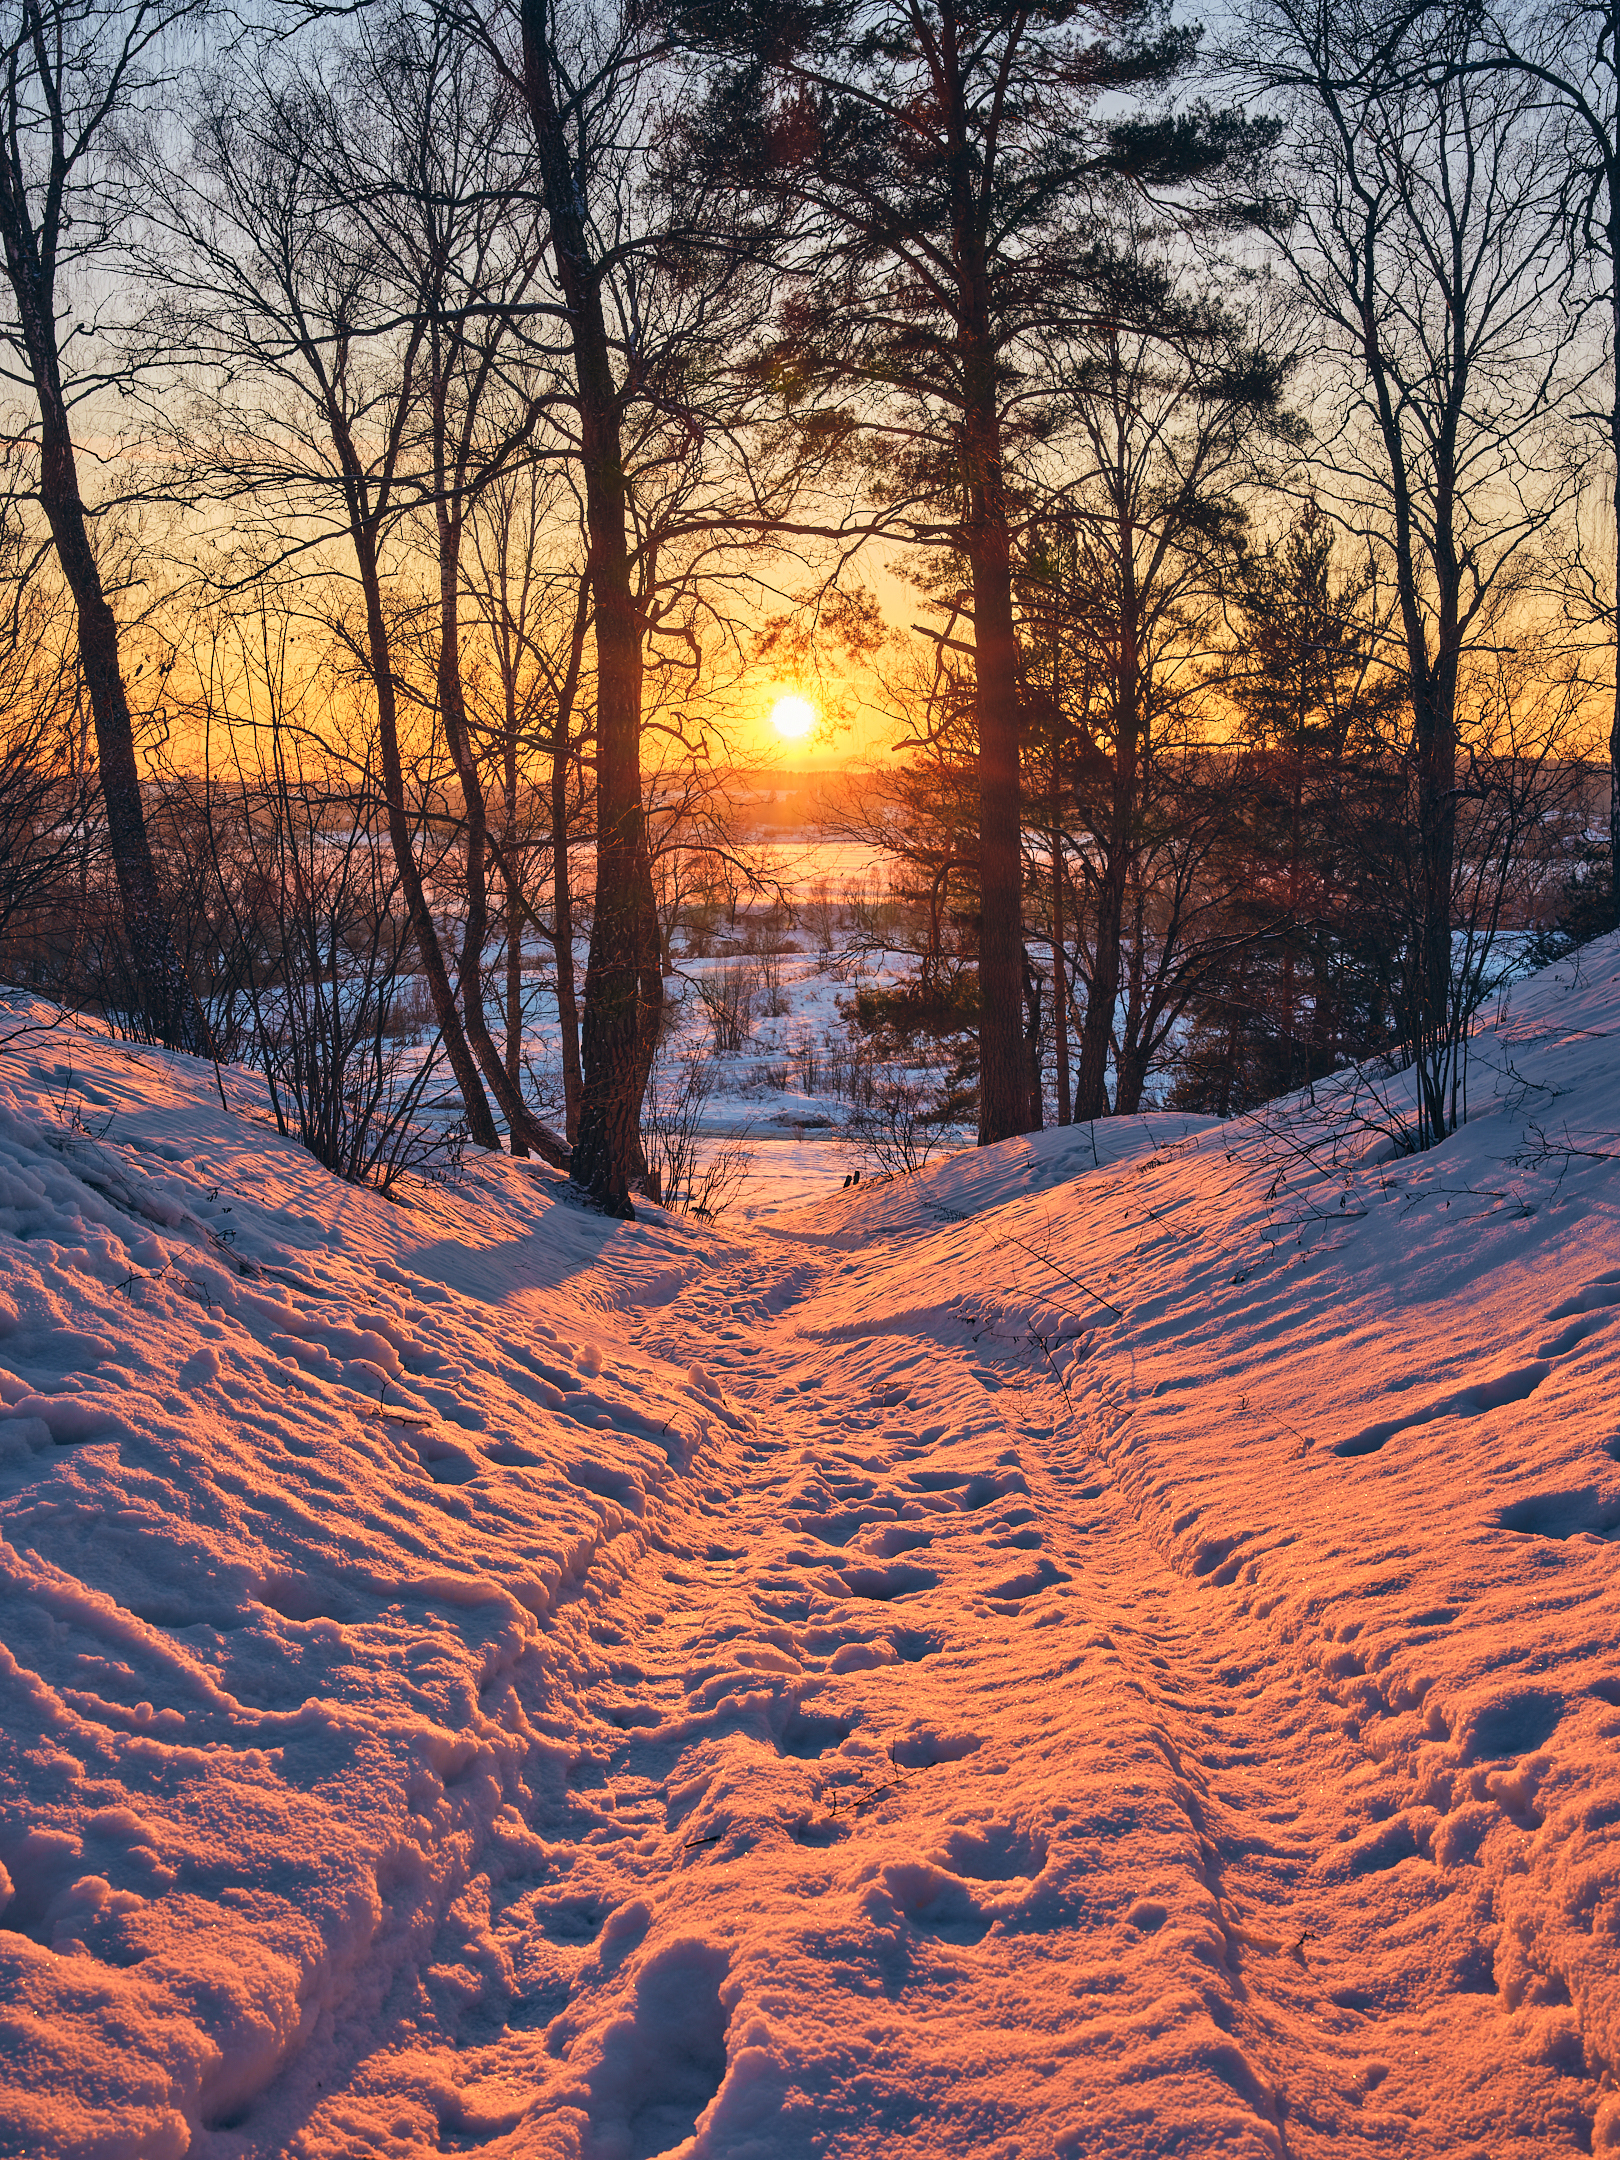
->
[0,941,1617,2158]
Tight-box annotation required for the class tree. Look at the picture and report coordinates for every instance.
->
[437,0,799,1211]
[0,540,95,974]
[1168,504,1407,1113]
[1223,496,1405,1092]
[182,594,460,1191]
[1474,0,1620,929]
[1033,273,1292,1118]
[391,12,574,1161]
[162,11,553,1155]
[677,0,1270,1144]
[1245,0,1579,1143]
[0,0,210,1047]
[504,0,668,1212]
[463,463,593,1140]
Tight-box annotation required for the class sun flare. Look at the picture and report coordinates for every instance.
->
[769,693,817,741]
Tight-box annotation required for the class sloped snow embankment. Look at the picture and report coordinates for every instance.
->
[0,939,1617,2159]
[0,1030,732,2156]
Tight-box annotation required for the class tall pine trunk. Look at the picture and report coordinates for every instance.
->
[962,341,1028,1146]
[521,0,661,1215]
[1073,601,1141,1118]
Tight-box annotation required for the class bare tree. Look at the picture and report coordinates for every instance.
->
[499,0,667,1214]
[1245,0,1581,1143]
[1031,278,1293,1119]
[639,1034,753,1215]
[185,594,461,1192]
[384,11,574,1160]
[1474,0,1620,928]
[0,0,209,1046]
[507,0,827,1210]
[156,17,523,1151]
[0,540,95,971]
[417,0,806,1210]
[464,462,593,1140]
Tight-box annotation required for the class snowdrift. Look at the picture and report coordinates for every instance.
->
[0,941,1616,2159]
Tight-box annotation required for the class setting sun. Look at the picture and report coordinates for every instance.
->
[769,693,817,740]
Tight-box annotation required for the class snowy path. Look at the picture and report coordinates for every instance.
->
[2,950,1619,2158]
[421,1158,1610,2160]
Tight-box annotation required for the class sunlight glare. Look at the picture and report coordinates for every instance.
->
[769,694,817,741]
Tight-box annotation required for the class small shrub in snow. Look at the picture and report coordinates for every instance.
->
[757,948,792,1017]
[698,962,757,1054]
[642,1040,754,1216]
[804,879,839,954]
[788,1026,820,1094]
[844,1063,951,1176]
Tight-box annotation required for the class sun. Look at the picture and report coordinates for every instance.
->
[769,693,817,741]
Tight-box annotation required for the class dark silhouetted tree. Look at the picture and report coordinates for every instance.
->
[676,0,1273,1145]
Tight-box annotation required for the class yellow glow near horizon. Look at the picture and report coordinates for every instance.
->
[769,694,817,741]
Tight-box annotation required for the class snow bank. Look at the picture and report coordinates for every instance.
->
[0,940,1616,2158]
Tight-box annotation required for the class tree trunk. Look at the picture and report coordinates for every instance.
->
[436,494,570,1166]
[964,364,1028,1147]
[1,239,208,1052]
[521,1,661,1216]
[502,724,525,1095]
[1308,944,1333,1077]
[1021,947,1044,1130]
[351,515,501,1153]
[1113,876,1149,1115]
[1281,745,1304,1089]
[1413,672,1458,1145]
[1114,1046,1150,1117]
[1359,271,1461,1148]
[504,864,525,1095]
[1073,835,1127,1120]
[1051,820,1070,1124]
[1073,663,1140,1118]
[551,729,583,1144]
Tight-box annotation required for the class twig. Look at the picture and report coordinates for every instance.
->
[1237,1392,1313,1457]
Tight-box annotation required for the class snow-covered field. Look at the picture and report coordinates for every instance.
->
[1,937,1618,2159]
[512,840,960,1191]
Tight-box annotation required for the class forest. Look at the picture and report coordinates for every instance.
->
[0,0,1612,1212]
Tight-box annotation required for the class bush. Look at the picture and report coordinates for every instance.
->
[697,961,757,1053]
[843,1061,953,1177]
[641,1041,753,1215]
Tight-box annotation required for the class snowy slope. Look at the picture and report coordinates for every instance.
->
[0,939,1617,2160]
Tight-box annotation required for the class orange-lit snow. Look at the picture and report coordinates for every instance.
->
[0,942,1617,2157]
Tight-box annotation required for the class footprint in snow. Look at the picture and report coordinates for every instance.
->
[1334,1361,1550,1458]
[582,1940,728,2160]
[1496,1488,1620,1543]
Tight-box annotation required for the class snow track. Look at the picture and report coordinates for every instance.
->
[2,944,1619,2157]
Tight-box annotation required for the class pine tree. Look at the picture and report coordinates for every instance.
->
[676,0,1272,1143]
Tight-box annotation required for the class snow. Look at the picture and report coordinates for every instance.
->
[0,937,1618,2159]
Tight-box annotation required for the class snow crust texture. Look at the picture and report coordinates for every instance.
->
[0,943,1618,2159]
